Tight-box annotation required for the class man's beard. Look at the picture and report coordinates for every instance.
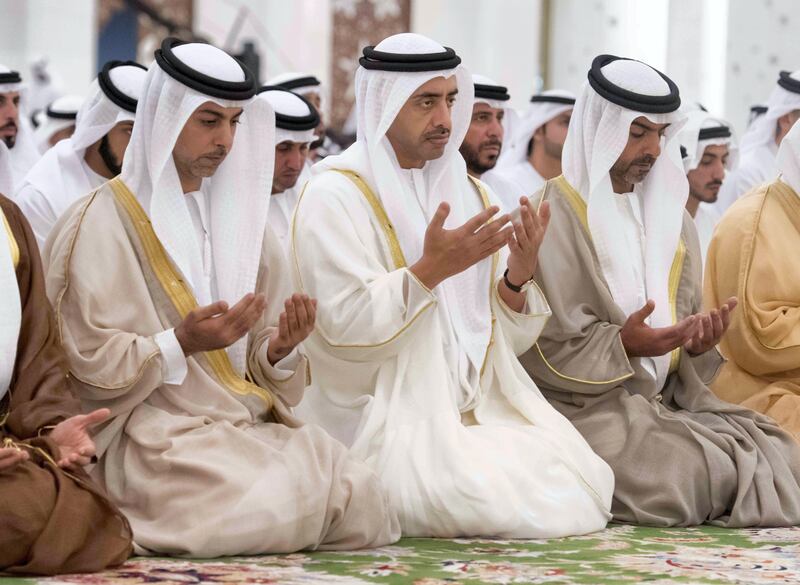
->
[691,180,723,203]
[99,135,122,176]
[615,154,657,184]
[1,120,17,148]
[542,134,563,159]
[459,139,501,175]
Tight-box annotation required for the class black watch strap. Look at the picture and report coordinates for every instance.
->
[503,268,528,293]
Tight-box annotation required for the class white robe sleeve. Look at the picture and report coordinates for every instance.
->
[153,328,188,385]
[292,173,438,363]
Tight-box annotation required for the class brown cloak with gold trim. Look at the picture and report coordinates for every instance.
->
[0,194,132,575]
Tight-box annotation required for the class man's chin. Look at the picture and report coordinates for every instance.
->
[277,177,299,192]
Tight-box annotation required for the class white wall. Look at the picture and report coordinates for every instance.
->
[0,0,97,98]
[547,0,670,94]
[724,0,800,134]
[412,0,544,112]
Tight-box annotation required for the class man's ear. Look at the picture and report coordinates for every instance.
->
[778,111,799,134]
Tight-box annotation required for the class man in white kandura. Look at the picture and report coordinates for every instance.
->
[292,32,614,539]
[32,94,83,153]
[16,61,147,249]
[0,65,41,191]
[257,86,319,248]
[677,108,737,267]
[713,69,800,215]
[484,89,575,208]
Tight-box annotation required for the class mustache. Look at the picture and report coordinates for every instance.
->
[480,139,502,149]
[631,155,656,166]
[202,147,228,158]
[706,180,723,188]
[0,120,17,131]
[424,127,450,140]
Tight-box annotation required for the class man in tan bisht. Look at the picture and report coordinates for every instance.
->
[705,121,800,443]
[521,54,800,527]
[44,38,398,557]
[0,184,131,573]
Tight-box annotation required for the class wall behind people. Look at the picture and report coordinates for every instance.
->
[411,0,544,113]
[725,0,800,133]
[194,0,332,115]
[0,0,96,98]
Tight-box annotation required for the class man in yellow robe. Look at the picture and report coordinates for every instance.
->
[705,120,800,442]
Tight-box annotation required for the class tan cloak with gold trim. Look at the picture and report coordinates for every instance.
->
[292,169,615,539]
[0,194,131,575]
[522,175,800,527]
[43,178,399,557]
[705,180,800,442]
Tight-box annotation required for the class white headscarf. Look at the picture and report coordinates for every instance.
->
[314,32,492,378]
[20,65,147,216]
[678,110,739,173]
[121,43,275,373]
[562,57,687,383]
[471,73,517,144]
[0,65,40,189]
[257,89,317,145]
[777,116,800,195]
[33,94,83,153]
[266,72,322,100]
[739,70,800,156]
[0,141,20,399]
[496,89,575,169]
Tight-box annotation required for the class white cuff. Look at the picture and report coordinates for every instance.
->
[154,328,188,385]
[641,356,657,382]
[261,341,302,382]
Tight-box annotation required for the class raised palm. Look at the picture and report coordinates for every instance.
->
[50,408,110,469]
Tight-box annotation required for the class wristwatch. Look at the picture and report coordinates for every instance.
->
[503,269,535,293]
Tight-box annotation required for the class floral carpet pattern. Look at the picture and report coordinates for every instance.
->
[3,525,800,585]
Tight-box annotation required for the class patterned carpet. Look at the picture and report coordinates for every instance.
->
[3,524,800,584]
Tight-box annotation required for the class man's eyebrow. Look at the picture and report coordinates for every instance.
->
[632,121,670,131]
[414,92,444,99]
[413,88,459,99]
[198,109,224,119]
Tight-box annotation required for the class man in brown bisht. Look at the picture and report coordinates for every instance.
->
[0,189,131,574]
[521,54,800,527]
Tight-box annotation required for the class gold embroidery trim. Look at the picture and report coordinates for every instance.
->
[109,178,274,409]
[534,342,635,385]
[289,171,435,349]
[545,175,687,376]
[52,190,161,391]
[305,171,497,371]
[1,207,19,269]
[468,176,499,377]
[333,170,407,269]
[667,239,686,371]
[552,175,590,233]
